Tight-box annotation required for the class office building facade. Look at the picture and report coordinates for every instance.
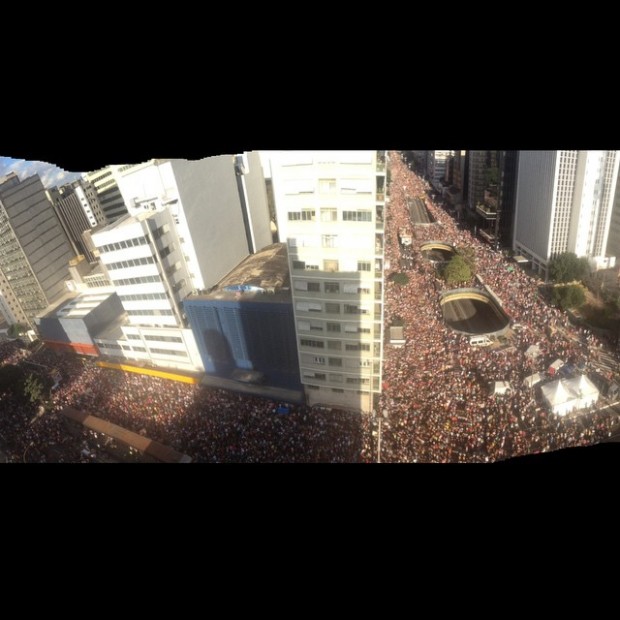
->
[268,150,386,413]
[0,172,74,327]
[47,179,107,262]
[514,150,620,275]
[89,209,203,372]
[113,154,272,292]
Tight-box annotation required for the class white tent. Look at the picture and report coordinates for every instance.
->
[564,375,599,410]
[525,344,542,360]
[541,379,579,416]
[523,372,543,389]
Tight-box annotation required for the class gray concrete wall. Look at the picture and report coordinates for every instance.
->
[171,157,251,289]
[245,151,273,251]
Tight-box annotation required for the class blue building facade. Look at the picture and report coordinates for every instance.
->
[184,297,301,391]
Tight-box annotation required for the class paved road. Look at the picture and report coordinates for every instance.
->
[443,296,508,334]
[408,197,434,224]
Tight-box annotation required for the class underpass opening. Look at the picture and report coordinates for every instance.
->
[440,288,510,337]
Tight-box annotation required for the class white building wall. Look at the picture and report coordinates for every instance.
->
[270,150,384,413]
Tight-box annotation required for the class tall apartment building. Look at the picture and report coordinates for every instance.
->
[112,154,272,291]
[89,209,203,372]
[47,179,107,262]
[514,151,620,276]
[467,151,499,213]
[83,165,133,223]
[268,150,386,413]
[0,172,75,327]
[426,150,453,188]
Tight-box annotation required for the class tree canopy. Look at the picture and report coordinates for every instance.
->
[443,255,473,286]
[551,284,586,311]
[548,253,589,283]
[388,272,409,286]
[7,323,28,338]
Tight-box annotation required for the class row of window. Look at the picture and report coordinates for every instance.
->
[296,302,370,315]
[299,321,372,335]
[308,356,373,367]
[120,293,168,302]
[98,236,148,253]
[292,260,372,272]
[303,374,371,386]
[288,209,373,223]
[295,281,372,295]
[113,275,161,286]
[126,309,174,316]
[106,256,155,271]
[144,335,183,343]
[149,348,188,358]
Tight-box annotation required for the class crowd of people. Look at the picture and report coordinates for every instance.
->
[1,151,619,463]
[378,152,620,462]
[0,340,371,463]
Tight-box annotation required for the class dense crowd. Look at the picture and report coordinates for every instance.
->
[0,340,370,463]
[1,151,619,463]
[378,152,620,462]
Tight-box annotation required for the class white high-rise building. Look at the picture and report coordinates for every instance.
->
[427,150,453,188]
[112,155,272,292]
[268,150,386,413]
[514,150,620,276]
[89,209,203,372]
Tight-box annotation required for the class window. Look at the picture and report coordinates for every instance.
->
[301,209,316,221]
[327,340,342,351]
[325,303,340,314]
[297,302,322,312]
[319,179,337,193]
[300,338,324,349]
[346,377,370,385]
[343,210,372,222]
[306,385,320,390]
[293,260,305,270]
[298,321,311,331]
[323,259,339,272]
[314,373,327,381]
[144,335,183,343]
[328,357,342,367]
[313,356,326,365]
[288,212,301,221]
[332,388,344,394]
[358,287,371,295]
[321,208,338,222]
[357,261,371,272]
[322,235,337,248]
[309,321,323,331]
[306,264,319,271]
[126,334,141,340]
[326,323,341,333]
[149,348,188,357]
[307,282,321,292]
[324,282,340,294]
[344,304,368,315]
[345,343,371,352]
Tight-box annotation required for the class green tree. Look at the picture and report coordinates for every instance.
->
[551,284,586,310]
[456,246,477,271]
[548,252,590,283]
[388,272,409,286]
[7,323,27,338]
[443,255,473,286]
[23,374,44,404]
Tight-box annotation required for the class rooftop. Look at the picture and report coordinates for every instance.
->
[187,243,292,304]
[37,290,117,320]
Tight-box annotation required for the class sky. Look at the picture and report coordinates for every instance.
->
[0,157,84,189]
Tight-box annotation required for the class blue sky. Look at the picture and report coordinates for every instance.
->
[0,156,84,189]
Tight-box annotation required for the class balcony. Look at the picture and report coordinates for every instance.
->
[475,203,497,220]
[376,192,385,202]
[377,160,386,173]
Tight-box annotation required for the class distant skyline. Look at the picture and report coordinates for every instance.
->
[0,157,83,189]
